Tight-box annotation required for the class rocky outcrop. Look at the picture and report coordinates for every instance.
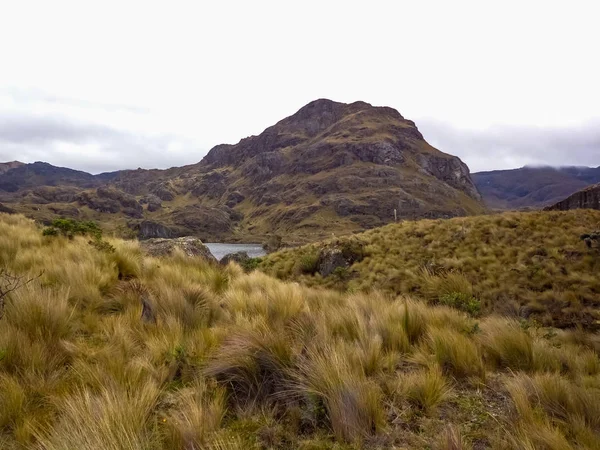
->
[220,251,250,266]
[171,205,237,238]
[317,240,365,277]
[140,237,217,262]
[77,187,143,215]
[136,220,178,240]
[417,154,482,201]
[140,194,162,212]
[0,203,15,214]
[545,183,600,211]
[32,186,79,203]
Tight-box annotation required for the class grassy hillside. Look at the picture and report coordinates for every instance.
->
[1,214,599,449]
[260,210,600,329]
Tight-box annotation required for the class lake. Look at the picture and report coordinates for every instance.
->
[204,243,267,261]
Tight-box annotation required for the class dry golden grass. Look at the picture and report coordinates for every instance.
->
[260,209,600,329]
[0,213,599,449]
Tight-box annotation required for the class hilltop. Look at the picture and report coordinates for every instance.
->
[0,212,599,449]
[472,165,600,209]
[260,209,600,329]
[0,99,484,244]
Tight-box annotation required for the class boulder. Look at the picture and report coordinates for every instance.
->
[317,240,365,277]
[220,251,250,266]
[0,203,15,214]
[140,237,217,262]
[141,194,162,212]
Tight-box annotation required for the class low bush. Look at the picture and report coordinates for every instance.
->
[43,218,102,240]
[298,251,320,274]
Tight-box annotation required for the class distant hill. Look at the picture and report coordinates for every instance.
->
[545,182,600,211]
[0,99,484,243]
[472,166,600,209]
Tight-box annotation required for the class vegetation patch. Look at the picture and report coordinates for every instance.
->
[0,213,599,449]
[261,210,600,329]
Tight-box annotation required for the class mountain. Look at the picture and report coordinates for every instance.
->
[545,183,600,211]
[0,161,113,192]
[0,161,25,174]
[0,99,484,243]
[472,166,600,209]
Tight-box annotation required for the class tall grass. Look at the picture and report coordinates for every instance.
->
[0,213,599,448]
[261,210,600,329]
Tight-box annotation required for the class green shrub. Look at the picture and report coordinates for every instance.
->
[339,239,366,263]
[241,257,261,272]
[89,239,115,254]
[332,266,349,280]
[298,252,320,274]
[439,292,481,317]
[43,219,103,240]
[42,227,59,237]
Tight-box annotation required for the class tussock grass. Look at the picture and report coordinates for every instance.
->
[0,213,599,448]
[478,317,533,371]
[261,210,600,329]
[35,383,161,450]
[396,365,452,412]
[422,328,484,379]
[296,344,385,443]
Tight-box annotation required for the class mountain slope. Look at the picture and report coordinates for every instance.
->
[473,166,600,209]
[0,99,485,243]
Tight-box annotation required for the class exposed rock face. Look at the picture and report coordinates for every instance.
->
[136,220,178,240]
[317,240,365,277]
[141,194,162,212]
[76,187,143,216]
[171,205,237,239]
[31,186,79,203]
[220,251,250,266]
[140,237,217,262]
[545,183,600,211]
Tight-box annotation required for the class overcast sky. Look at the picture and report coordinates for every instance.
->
[1,0,598,174]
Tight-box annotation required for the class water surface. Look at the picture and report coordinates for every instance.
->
[205,243,266,261]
